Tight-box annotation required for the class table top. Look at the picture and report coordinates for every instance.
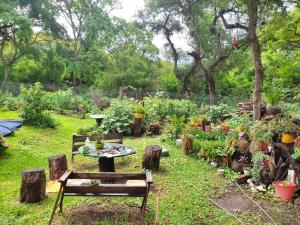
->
[79,143,136,158]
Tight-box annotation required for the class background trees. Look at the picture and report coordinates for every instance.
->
[0,0,299,109]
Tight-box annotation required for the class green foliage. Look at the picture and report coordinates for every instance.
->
[251,152,266,183]
[100,99,134,135]
[70,96,90,119]
[144,97,198,122]
[249,120,273,143]
[44,89,73,114]
[77,126,104,137]
[161,116,186,141]
[195,140,226,158]
[207,103,233,124]
[19,83,55,128]
[0,91,20,111]
[263,87,284,105]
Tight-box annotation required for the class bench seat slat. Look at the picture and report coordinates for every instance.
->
[70,172,146,180]
[65,185,146,196]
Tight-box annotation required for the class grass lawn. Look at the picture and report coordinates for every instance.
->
[0,109,266,225]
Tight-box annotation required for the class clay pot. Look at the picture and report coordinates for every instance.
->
[266,105,281,115]
[273,181,296,201]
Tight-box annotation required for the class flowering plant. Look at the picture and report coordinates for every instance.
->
[0,134,9,151]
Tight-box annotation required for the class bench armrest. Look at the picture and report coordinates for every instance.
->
[59,170,73,183]
[146,171,153,184]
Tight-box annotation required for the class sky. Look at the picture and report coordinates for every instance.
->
[110,0,190,54]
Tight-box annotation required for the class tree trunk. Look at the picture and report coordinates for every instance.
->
[207,73,217,105]
[248,0,264,120]
[48,154,68,180]
[20,168,46,203]
[142,145,162,171]
[1,64,9,89]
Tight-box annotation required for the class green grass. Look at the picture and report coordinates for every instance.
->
[0,109,264,225]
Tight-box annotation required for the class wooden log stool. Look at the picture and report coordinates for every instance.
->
[48,154,68,180]
[142,145,162,171]
[20,168,46,203]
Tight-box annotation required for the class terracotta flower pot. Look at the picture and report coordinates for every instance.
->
[281,133,294,144]
[273,181,297,201]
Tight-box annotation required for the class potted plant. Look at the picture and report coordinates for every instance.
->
[273,117,299,144]
[263,87,284,115]
[95,138,105,150]
[273,181,297,201]
[249,120,273,152]
[134,103,146,119]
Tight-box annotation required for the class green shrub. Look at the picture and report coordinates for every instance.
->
[0,91,20,111]
[161,116,185,141]
[207,103,234,123]
[144,97,198,123]
[19,83,56,128]
[263,87,284,105]
[44,89,73,114]
[100,99,134,135]
[70,96,90,119]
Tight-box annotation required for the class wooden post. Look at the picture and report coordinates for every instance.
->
[48,154,68,180]
[20,168,46,203]
[142,145,162,171]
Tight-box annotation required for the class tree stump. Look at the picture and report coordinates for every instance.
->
[133,117,142,137]
[142,145,162,171]
[182,138,193,155]
[20,168,46,203]
[48,154,68,180]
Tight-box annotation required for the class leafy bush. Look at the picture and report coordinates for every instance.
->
[207,103,234,124]
[263,87,284,105]
[161,116,186,141]
[0,91,20,111]
[144,97,198,123]
[19,83,56,128]
[100,99,134,135]
[251,152,266,183]
[44,89,73,114]
[70,96,90,119]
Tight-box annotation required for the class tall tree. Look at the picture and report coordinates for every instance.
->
[141,0,232,104]
[0,0,64,88]
[215,0,293,119]
[53,0,115,87]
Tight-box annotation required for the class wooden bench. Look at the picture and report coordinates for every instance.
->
[49,170,153,224]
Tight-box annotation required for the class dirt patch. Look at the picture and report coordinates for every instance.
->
[57,202,146,225]
[216,189,257,213]
[215,185,300,225]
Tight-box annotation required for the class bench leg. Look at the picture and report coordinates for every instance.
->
[59,188,65,212]
[49,185,63,225]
